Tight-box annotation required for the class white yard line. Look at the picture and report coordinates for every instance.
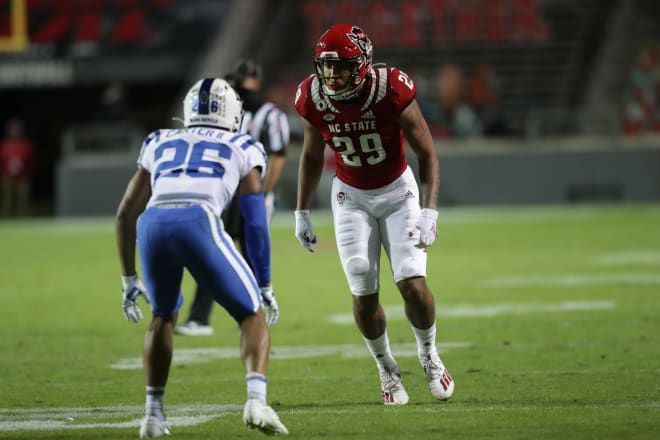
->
[594,251,660,266]
[0,204,606,234]
[328,300,616,324]
[109,341,471,370]
[1,401,657,432]
[484,273,660,287]
[110,299,616,370]
[0,404,240,432]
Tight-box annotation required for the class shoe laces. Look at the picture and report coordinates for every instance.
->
[379,367,403,393]
[423,355,445,380]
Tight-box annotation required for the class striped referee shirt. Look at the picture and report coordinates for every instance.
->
[240,102,290,157]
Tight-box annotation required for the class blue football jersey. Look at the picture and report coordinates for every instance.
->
[137,127,266,216]
[133,126,267,319]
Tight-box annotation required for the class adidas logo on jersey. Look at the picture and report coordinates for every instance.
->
[361,110,376,119]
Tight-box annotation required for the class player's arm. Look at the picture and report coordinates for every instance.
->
[263,154,286,194]
[263,153,286,221]
[116,166,152,323]
[239,168,281,325]
[263,109,289,195]
[238,168,271,286]
[116,167,151,276]
[399,98,439,210]
[296,117,326,210]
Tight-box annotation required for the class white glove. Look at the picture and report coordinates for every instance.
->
[260,286,280,326]
[294,209,317,252]
[121,274,150,323]
[415,208,439,249]
[264,192,275,224]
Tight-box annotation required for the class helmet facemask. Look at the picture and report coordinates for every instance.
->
[314,55,369,101]
[314,24,373,102]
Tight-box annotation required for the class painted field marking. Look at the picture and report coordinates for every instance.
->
[440,300,615,317]
[1,204,605,237]
[328,300,615,325]
[109,341,471,370]
[484,273,660,287]
[435,206,599,224]
[0,404,239,432]
[594,251,660,266]
[1,401,657,432]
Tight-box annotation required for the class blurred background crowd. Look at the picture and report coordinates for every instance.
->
[1,0,659,217]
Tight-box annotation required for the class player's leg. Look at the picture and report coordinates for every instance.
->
[238,308,269,375]
[139,314,176,438]
[397,277,454,400]
[396,282,455,400]
[352,292,409,406]
[176,198,243,337]
[332,180,408,405]
[186,205,288,434]
[136,208,187,437]
[173,194,245,337]
[238,308,287,435]
[176,193,243,336]
[397,277,435,331]
[382,183,454,401]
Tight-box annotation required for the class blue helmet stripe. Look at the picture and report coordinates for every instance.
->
[197,78,214,115]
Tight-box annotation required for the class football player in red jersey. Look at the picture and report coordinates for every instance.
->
[294,24,454,405]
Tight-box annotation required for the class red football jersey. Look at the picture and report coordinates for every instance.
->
[295,66,416,189]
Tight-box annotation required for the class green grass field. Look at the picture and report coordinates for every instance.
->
[1,204,659,439]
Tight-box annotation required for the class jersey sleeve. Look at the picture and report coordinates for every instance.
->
[388,67,417,114]
[294,75,315,121]
[136,129,161,172]
[241,136,268,181]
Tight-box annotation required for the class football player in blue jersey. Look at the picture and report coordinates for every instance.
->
[176,60,288,336]
[115,78,288,438]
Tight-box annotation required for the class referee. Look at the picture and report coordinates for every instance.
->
[175,59,290,336]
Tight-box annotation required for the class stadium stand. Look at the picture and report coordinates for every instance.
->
[274,0,621,138]
[1,0,659,216]
[0,0,236,215]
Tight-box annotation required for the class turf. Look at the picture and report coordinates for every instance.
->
[0,204,658,439]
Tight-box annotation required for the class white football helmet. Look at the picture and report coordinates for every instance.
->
[182,78,243,131]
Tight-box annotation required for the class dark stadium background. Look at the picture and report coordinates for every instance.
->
[1,0,659,215]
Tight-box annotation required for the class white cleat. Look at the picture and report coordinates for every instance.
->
[243,399,289,436]
[379,365,409,406]
[174,320,213,336]
[423,354,454,401]
[139,414,170,438]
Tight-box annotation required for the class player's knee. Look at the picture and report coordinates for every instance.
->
[345,256,370,277]
[395,257,425,281]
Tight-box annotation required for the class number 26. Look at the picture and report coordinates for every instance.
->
[154,140,231,180]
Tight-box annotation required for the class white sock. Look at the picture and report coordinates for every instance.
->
[145,386,165,416]
[246,372,267,403]
[411,323,439,365]
[363,332,397,370]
